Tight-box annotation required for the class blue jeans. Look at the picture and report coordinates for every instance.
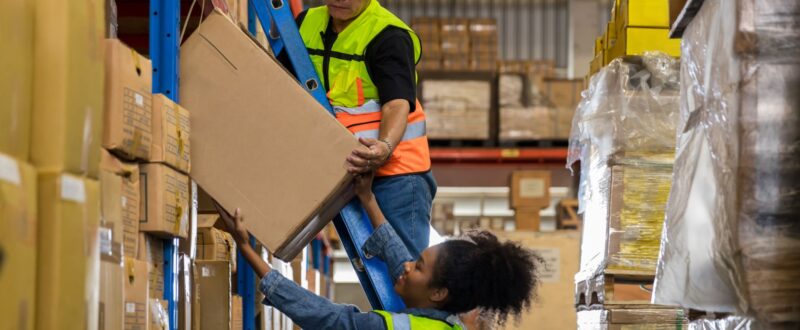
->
[371,171,437,258]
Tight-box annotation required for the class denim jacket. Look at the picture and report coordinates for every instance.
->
[259,224,460,329]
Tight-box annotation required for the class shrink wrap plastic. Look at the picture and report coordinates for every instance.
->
[653,0,800,324]
[567,53,680,281]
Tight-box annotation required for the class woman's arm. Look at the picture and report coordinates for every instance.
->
[354,173,386,229]
[215,203,271,277]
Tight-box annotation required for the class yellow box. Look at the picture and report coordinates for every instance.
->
[0,1,34,160]
[605,21,617,51]
[608,27,681,62]
[0,153,37,330]
[36,172,101,329]
[595,37,604,55]
[31,0,105,178]
[618,0,670,29]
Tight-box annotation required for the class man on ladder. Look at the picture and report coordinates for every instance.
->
[291,0,435,258]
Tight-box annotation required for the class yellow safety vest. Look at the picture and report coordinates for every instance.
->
[299,0,431,177]
[374,310,464,330]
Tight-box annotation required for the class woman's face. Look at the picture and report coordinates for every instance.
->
[325,0,370,22]
[394,244,447,308]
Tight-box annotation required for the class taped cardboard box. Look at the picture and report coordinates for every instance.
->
[31,0,105,178]
[499,106,556,140]
[196,214,237,273]
[422,80,492,139]
[0,1,33,160]
[124,257,150,330]
[495,231,579,330]
[0,154,37,330]
[104,38,153,161]
[139,163,190,238]
[232,295,243,330]
[36,172,100,329]
[196,261,233,330]
[151,94,191,174]
[138,233,165,300]
[180,9,359,261]
[100,149,140,258]
[99,225,124,330]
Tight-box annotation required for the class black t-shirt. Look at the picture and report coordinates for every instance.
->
[284,10,417,111]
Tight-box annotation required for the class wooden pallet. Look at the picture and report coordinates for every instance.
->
[556,198,580,230]
[575,270,658,310]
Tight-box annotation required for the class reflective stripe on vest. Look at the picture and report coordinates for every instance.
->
[373,310,463,330]
[354,120,426,141]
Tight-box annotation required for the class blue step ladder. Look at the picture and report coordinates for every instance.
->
[248,0,405,314]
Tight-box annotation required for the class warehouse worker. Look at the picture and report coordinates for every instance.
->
[293,0,435,258]
[217,173,542,329]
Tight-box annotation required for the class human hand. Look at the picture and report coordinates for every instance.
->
[353,171,375,201]
[346,137,391,174]
[214,202,249,245]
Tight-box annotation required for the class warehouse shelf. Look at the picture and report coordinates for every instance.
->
[430,147,568,164]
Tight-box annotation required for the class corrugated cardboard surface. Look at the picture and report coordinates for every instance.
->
[232,295,243,330]
[180,10,359,260]
[510,170,551,209]
[495,231,579,330]
[103,38,153,161]
[0,1,33,160]
[100,149,140,258]
[99,249,124,330]
[124,257,150,329]
[196,261,232,330]
[137,233,165,300]
[36,173,100,329]
[0,154,37,330]
[139,163,189,238]
[31,0,105,178]
[151,94,191,174]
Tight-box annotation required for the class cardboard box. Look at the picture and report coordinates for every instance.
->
[499,106,556,140]
[196,214,237,273]
[100,149,140,258]
[139,163,190,238]
[99,229,124,330]
[0,154,37,330]
[0,1,34,160]
[137,233,165,300]
[36,172,100,329]
[495,231,580,330]
[196,261,233,330]
[232,295,243,330]
[180,9,359,261]
[104,38,153,161]
[150,299,169,329]
[617,0,670,30]
[422,79,492,139]
[124,258,150,329]
[151,94,191,173]
[510,170,551,209]
[607,27,681,61]
[514,208,542,231]
[31,0,105,178]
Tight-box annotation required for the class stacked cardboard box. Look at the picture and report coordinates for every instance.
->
[468,18,498,72]
[577,308,688,329]
[440,18,471,70]
[510,171,551,231]
[411,17,442,71]
[421,80,492,140]
[544,78,583,139]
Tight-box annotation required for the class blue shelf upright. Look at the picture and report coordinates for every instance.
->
[150,0,180,329]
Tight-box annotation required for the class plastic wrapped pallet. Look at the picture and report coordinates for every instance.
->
[689,316,756,330]
[566,53,680,281]
[652,0,800,324]
[422,80,491,140]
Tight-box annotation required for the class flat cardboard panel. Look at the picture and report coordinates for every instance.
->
[100,150,140,257]
[103,38,153,161]
[0,0,33,160]
[31,0,104,178]
[180,10,359,260]
[151,94,191,173]
[99,253,124,330]
[123,258,150,329]
[36,173,100,329]
[0,154,37,330]
[139,163,189,238]
[196,261,232,330]
[495,231,579,330]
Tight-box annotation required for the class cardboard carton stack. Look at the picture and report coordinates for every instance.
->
[468,19,498,72]
[421,80,492,140]
[440,18,471,70]
[411,17,442,71]
[510,171,552,231]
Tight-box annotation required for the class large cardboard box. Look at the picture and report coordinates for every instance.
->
[196,214,237,273]
[36,173,101,329]
[137,233,165,300]
[510,171,551,209]
[98,226,124,330]
[232,295,243,330]
[0,154,37,330]
[180,10,360,261]
[617,0,670,30]
[123,258,150,329]
[139,163,190,238]
[31,0,105,178]
[0,1,34,160]
[495,231,580,330]
[151,94,191,173]
[100,149,140,258]
[103,38,153,161]
[195,261,234,330]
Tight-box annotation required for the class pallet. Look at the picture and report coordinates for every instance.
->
[575,270,658,310]
[556,198,580,230]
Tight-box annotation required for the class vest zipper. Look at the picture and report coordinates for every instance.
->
[321,31,332,92]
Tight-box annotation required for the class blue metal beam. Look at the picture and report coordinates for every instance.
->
[237,237,257,330]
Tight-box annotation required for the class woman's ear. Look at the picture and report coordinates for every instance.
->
[430,287,449,304]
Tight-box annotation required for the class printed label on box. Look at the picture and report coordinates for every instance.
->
[519,178,546,198]
[201,266,214,277]
[0,154,21,185]
[61,174,87,203]
[531,248,560,283]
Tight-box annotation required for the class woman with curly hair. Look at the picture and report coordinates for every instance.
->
[218,171,542,329]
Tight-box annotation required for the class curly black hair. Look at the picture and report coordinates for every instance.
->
[430,231,542,326]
